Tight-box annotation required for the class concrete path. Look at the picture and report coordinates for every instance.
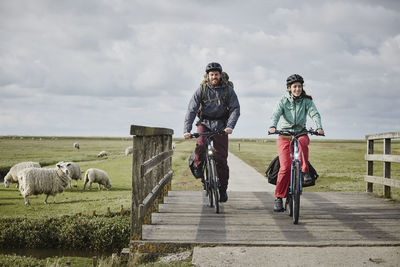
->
[192,246,400,267]
[227,152,275,192]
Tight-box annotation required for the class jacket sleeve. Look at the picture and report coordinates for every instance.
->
[226,87,240,129]
[307,100,323,130]
[183,87,202,133]
[270,98,284,128]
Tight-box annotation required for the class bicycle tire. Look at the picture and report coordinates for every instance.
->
[286,194,293,217]
[293,160,301,224]
[205,160,213,208]
[210,159,220,213]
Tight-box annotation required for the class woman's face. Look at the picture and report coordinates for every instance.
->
[288,82,303,97]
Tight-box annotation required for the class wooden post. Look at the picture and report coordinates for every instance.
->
[384,138,391,198]
[107,207,111,216]
[92,256,97,267]
[238,143,240,152]
[366,139,374,192]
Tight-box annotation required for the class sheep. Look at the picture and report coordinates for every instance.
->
[97,151,107,157]
[172,142,176,150]
[83,168,112,190]
[73,142,80,149]
[125,146,133,156]
[4,161,41,188]
[59,162,82,188]
[17,162,71,205]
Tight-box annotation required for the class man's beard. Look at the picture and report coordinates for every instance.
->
[210,78,220,86]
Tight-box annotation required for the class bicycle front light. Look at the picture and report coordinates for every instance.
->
[294,152,300,160]
[207,144,213,156]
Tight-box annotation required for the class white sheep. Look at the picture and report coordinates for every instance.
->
[125,146,133,156]
[17,162,71,205]
[59,162,82,188]
[83,168,112,190]
[172,142,176,150]
[73,142,80,149]
[97,151,107,157]
[4,161,41,188]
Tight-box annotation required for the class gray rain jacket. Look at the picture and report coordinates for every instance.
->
[184,82,240,133]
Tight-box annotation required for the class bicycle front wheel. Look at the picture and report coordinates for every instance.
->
[210,159,220,213]
[292,160,301,224]
[205,160,213,208]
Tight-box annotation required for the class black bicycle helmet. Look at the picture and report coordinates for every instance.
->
[206,62,222,73]
[286,74,304,87]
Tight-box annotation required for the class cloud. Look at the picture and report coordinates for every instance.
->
[0,0,399,139]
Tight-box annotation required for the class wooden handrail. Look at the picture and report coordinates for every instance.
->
[365,132,399,198]
[130,124,174,239]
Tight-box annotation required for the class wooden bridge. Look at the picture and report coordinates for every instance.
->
[129,126,400,255]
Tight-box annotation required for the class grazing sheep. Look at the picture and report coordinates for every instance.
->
[17,163,71,205]
[4,161,41,188]
[73,142,80,149]
[125,146,133,156]
[59,162,82,188]
[83,168,112,190]
[97,151,107,157]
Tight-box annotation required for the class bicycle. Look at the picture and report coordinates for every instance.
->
[190,130,225,214]
[269,128,324,224]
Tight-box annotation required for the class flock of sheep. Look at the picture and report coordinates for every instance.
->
[2,142,134,206]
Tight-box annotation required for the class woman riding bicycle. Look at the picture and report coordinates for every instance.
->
[268,74,324,212]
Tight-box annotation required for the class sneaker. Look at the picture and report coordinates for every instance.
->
[219,189,228,202]
[303,172,313,185]
[192,165,203,178]
[274,197,284,212]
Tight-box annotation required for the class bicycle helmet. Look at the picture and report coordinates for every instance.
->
[286,74,304,87]
[206,62,222,73]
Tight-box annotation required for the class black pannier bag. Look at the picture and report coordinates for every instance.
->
[265,156,319,187]
[188,151,204,178]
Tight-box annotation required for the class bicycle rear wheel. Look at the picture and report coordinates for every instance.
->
[210,159,220,213]
[292,160,301,224]
[205,160,213,208]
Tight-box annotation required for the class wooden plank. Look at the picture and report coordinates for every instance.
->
[364,154,400,163]
[141,150,173,177]
[364,175,400,188]
[365,132,400,140]
[130,125,174,136]
[140,171,173,218]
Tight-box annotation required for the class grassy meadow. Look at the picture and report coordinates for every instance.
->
[228,138,400,201]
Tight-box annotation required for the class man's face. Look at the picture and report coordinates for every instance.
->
[208,71,221,86]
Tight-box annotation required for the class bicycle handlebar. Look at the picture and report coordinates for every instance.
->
[190,130,226,139]
[268,128,325,137]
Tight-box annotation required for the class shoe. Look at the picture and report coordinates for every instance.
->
[274,197,284,212]
[192,165,203,178]
[303,172,313,185]
[219,189,228,202]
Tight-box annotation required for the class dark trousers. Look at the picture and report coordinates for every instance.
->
[194,124,229,190]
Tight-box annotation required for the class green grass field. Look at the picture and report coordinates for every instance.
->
[0,135,399,266]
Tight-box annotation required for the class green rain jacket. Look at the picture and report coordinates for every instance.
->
[270,91,323,132]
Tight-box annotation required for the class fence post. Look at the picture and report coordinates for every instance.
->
[366,139,374,193]
[384,138,391,198]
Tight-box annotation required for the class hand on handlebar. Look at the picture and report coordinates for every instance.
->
[317,129,325,136]
[184,132,191,139]
[224,128,233,135]
[268,127,276,134]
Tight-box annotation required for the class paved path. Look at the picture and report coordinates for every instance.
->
[227,152,275,192]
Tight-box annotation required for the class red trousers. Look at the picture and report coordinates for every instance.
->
[275,135,310,198]
[194,124,229,190]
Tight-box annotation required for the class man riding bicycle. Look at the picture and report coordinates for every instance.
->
[268,74,324,212]
[184,62,240,202]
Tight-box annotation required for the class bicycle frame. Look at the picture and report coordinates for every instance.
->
[289,137,303,196]
[191,130,224,213]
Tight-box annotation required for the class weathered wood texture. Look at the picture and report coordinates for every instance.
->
[130,125,174,239]
[365,132,400,198]
[131,191,400,252]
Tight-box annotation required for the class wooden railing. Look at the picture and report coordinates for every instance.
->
[130,125,174,239]
[365,132,400,198]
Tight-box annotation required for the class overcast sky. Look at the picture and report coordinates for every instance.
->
[1,0,399,139]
